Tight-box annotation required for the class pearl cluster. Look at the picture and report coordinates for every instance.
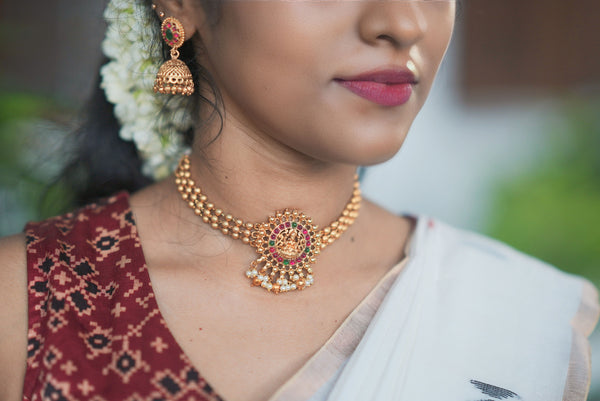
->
[245,269,315,293]
[174,155,362,294]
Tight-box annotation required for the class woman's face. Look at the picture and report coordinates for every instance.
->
[190,0,455,166]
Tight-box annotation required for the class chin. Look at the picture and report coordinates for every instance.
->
[354,141,406,166]
[309,131,409,167]
[349,125,411,166]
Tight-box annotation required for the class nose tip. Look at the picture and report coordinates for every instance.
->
[358,1,427,49]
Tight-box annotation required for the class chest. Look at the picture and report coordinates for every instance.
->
[149,263,378,401]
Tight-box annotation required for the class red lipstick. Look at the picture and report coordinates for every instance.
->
[334,69,417,107]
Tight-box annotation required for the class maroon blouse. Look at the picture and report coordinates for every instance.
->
[23,192,223,401]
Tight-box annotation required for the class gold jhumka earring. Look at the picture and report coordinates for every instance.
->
[153,17,195,96]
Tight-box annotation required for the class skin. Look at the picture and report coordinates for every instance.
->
[0,1,454,400]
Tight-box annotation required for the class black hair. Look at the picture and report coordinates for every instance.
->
[57,0,222,207]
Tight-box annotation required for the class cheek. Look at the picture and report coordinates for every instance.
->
[205,5,328,113]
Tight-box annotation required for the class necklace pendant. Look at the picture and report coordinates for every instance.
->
[245,209,321,294]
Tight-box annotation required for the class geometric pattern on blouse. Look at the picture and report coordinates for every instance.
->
[24,192,224,401]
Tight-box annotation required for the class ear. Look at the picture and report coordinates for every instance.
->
[152,0,208,40]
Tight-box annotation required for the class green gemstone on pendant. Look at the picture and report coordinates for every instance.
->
[283,260,290,266]
[166,29,174,41]
[305,247,310,253]
[269,241,275,246]
[292,222,297,228]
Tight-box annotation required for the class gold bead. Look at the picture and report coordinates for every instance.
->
[232,233,240,239]
[211,223,219,229]
[221,228,229,235]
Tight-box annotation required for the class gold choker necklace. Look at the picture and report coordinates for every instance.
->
[174,155,361,294]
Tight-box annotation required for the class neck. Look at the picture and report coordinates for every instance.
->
[186,122,359,229]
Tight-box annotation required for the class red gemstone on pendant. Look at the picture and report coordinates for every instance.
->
[301,254,306,258]
[269,248,275,253]
[273,253,279,258]
[278,257,283,262]
[285,222,291,227]
[279,224,285,229]
[302,230,308,234]
[290,261,295,265]
[306,242,311,246]
[297,225,303,230]
[274,228,280,234]
[271,234,276,239]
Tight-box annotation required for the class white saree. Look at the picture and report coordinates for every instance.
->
[270,215,599,401]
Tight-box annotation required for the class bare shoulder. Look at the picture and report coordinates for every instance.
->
[0,233,29,400]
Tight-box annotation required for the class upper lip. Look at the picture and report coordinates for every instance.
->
[334,67,418,85]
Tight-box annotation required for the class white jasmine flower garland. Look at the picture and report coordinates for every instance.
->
[100,0,193,180]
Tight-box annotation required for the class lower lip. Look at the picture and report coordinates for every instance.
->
[335,80,413,107]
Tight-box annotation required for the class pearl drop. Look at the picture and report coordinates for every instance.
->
[293,274,299,281]
[245,271,252,278]
[291,284,297,290]
[276,279,283,285]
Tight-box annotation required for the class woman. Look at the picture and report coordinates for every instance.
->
[0,0,597,400]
